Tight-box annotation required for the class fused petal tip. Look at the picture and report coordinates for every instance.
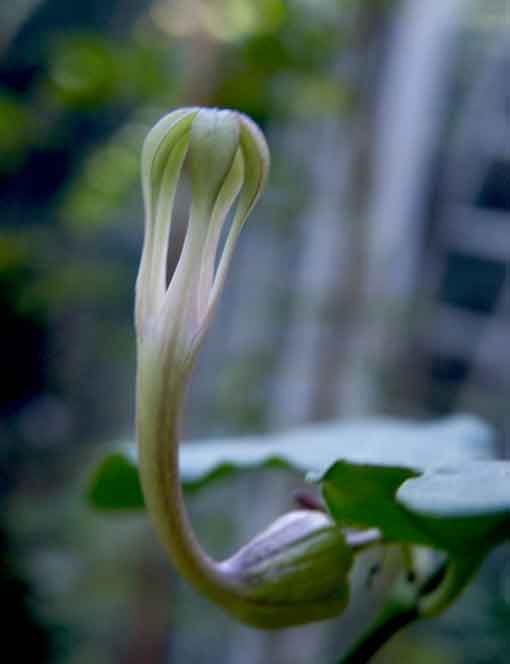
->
[136,107,269,364]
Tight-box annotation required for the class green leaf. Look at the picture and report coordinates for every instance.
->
[321,459,510,554]
[396,462,510,551]
[320,462,430,545]
[87,452,145,510]
[87,415,494,511]
[320,459,510,619]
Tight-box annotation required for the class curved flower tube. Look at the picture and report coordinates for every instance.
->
[135,107,376,628]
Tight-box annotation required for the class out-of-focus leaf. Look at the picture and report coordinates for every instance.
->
[0,93,35,173]
[396,462,510,551]
[87,415,494,510]
[48,35,120,107]
[87,452,145,510]
[321,460,510,553]
[46,34,177,109]
[59,123,143,233]
[202,0,286,42]
[20,262,128,314]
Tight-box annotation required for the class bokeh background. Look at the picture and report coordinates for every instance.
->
[1,0,510,662]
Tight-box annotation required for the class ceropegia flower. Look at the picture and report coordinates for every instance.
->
[135,107,269,366]
[134,108,378,629]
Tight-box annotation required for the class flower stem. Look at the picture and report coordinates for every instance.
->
[136,350,237,606]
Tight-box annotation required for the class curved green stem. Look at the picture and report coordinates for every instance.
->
[136,351,234,604]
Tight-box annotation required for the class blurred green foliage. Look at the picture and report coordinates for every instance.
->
[46,33,178,108]
[0,92,36,173]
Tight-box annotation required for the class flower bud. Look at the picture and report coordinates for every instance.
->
[221,510,353,627]
[135,107,269,366]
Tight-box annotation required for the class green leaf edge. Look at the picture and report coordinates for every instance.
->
[87,415,495,512]
[86,446,300,511]
[320,459,510,555]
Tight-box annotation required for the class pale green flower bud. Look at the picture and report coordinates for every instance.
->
[221,510,353,628]
[135,107,269,366]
